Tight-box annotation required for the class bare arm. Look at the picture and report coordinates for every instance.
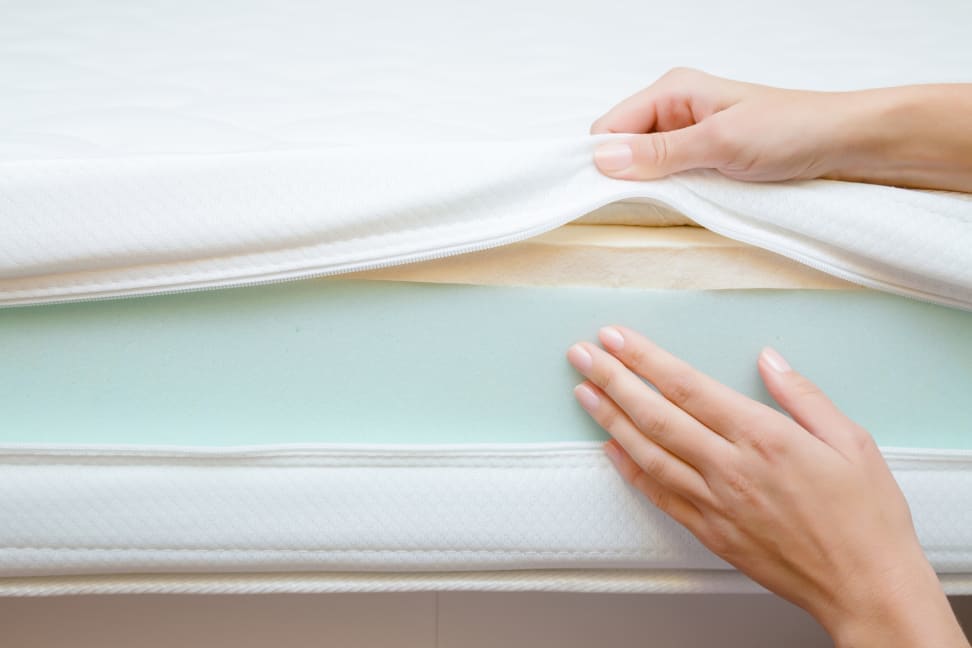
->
[567,330,970,647]
[591,68,972,193]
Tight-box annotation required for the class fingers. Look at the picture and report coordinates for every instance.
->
[590,86,664,135]
[593,124,727,180]
[590,68,754,180]
[757,347,875,458]
[567,343,732,469]
[574,382,713,505]
[590,67,734,135]
[602,440,704,531]
[597,326,774,443]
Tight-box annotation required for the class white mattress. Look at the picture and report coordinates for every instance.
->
[3,0,971,307]
[2,443,971,597]
[2,0,971,595]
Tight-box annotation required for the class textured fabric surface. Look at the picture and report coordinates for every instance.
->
[2,140,971,307]
[1,444,970,583]
[2,0,972,307]
[3,0,971,595]
[4,0,971,154]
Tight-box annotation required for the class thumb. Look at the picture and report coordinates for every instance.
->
[757,347,873,456]
[593,123,719,180]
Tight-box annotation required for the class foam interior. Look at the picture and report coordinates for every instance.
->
[1,279,969,448]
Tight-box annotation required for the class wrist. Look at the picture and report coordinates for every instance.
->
[823,87,916,179]
[820,558,967,648]
[823,85,972,192]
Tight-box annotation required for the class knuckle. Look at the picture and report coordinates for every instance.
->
[628,401,655,432]
[648,133,670,166]
[630,468,652,490]
[637,448,668,482]
[662,66,698,82]
[639,408,673,441]
[850,425,879,454]
[744,429,787,460]
[722,469,757,502]
[622,336,652,371]
[788,375,825,402]
[596,366,615,392]
[699,518,736,557]
[597,406,622,432]
[663,372,696,408]
[615,459,641,485]
[641,481,672,513]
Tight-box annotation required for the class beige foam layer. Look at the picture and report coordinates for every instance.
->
[573,200,694,227]
[350,225,853,290]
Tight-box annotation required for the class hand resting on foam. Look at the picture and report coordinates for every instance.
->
[567,328,969,647]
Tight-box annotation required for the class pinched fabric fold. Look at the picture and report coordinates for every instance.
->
[2,137,971,309]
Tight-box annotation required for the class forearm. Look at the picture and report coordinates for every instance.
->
[831,84,972,193]
[821,557,969,648]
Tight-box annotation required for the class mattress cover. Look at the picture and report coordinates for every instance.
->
[3,0,972,307]
[2,0,972,595]
[3,139,971,308]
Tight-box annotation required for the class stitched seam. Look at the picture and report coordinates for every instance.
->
[0,457,609,468]
[0,547,655,556]
[0,547,966,557]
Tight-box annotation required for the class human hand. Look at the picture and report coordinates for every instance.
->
[590,68,972,193]
[566,327,969,647]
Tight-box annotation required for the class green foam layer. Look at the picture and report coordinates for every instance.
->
[1,279,969,448]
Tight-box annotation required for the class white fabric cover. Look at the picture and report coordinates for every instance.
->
[2,139,971,308]
[2,0,972,308]
[1,443,971,595]
[3,0,972,596]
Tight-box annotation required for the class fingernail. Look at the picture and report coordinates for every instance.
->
[594,143,632,172]
[574,383,600,412]
[567,344,593,373]
[599,326,624,352]
[603,441,623,467]
[762,347,791,373]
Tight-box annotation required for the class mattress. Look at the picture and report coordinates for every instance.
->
[2,0,971,596]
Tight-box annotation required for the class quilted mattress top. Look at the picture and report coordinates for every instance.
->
[4,0,972,159]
